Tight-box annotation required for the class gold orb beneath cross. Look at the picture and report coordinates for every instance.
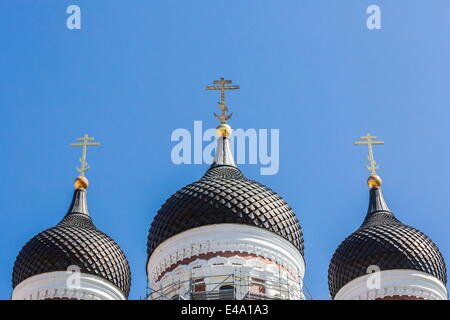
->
[216,123,232,137]
[74,175,89,189]
[367,174,382,188]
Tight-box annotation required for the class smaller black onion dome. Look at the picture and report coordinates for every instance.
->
[12,188,131,297]
[328,187,447,298]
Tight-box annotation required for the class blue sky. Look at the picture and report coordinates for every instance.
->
[1,0,449,300]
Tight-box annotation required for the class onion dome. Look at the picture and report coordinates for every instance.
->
[328,174,446,298]
[13,186,132,297]
[147,80,303,261]
[147,148,304,258]
[12,135,131,298]
[329,134,447,298]
[328,184,447,297]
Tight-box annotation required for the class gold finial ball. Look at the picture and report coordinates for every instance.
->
[367,174,382,188]
[216,123,232,137]
[74,175,89,189]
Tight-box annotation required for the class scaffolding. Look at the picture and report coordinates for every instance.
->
[147,267,308,300]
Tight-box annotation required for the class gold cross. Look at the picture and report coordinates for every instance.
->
[69,134,101,176]
[354,133,384,175]
[206,77,240,123]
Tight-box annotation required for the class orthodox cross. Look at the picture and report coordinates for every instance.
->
[354,133,384,175]
[206,77,240,123]
[69,134,101,176]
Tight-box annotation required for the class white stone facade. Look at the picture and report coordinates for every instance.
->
[335,269,448,300]
[12,271,126,300]
[147,224,306,300]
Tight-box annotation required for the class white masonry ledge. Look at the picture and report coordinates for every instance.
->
[335,269,448,300]
[12,271,126,300]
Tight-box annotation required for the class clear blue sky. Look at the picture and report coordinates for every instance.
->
[1,0,449,300]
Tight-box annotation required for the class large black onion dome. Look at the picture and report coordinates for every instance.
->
[147,158,304,261]
[328,187,447,298]
[13,189,131,297]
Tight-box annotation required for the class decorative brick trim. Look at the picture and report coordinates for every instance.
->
[147,224,305,285]
[156,251,297,283]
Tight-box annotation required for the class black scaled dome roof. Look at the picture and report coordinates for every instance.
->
[328,187,447,298]
[147,161,304,259]
[13,189,131,297]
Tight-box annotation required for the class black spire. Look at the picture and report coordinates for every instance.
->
[66,188,90,216]
[210,135,236,168]
[360,187,401,228]
[367,187,390,214]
